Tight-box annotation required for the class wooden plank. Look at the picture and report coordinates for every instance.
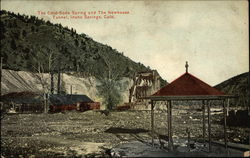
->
[212,140,250,151]
[147,95,236,101]
[196,139,250,151]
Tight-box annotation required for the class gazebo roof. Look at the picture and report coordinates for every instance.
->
[149,72,233,100]
[153,72,225,96]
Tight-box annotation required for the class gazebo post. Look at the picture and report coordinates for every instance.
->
[202,100,206,145]
[170,100,173,150]
[166,100,169,147]
[207,100,212,152]
[151,100,155,146]
[167,100,173,151]
[227,98,229,116]
[167,100,170,150]
[223,99,228,149]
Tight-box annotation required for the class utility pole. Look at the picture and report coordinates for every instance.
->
[0,57,2,113]
[57,70,61,94]
[0,57,3,97]
[70,85,73,100]
[51,71,54,94]
[70,85,73,95]
[57,56,61,95]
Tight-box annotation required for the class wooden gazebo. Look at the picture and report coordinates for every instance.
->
[148,62,235,152]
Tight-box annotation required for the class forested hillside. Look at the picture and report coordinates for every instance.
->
[215,72,249,107]
[0,10,151,79]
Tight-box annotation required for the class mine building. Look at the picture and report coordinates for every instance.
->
[1,91,44,113]
[49,94,100,112]
[128,70,161,109]
[1,91,100,113]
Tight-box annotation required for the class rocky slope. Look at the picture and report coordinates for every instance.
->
[1,69,134,109]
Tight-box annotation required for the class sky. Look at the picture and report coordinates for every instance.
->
[1,0,249,86]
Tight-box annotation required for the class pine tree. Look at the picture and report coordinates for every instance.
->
[11,39,17,50]
[75,39,79,47]
[0,21,6,39]
[22,30,27,37]
[31,25,35,32]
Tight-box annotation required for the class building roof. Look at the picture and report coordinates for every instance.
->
[152,72,225,97]
[2,91,38,98]
[1,91,43,104]
[1,92,94,105]
[49,94,94,106]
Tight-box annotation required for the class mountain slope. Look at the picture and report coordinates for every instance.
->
[214,72,249,107]
[0,10,150,79]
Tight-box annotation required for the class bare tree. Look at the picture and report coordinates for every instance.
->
[97,54,122,110]
[31,48,57,113]
[32,59,51,113]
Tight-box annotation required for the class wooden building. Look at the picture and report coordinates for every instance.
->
[128,70,161,109]
[2,91,100,113]
[49,94,100,112]
[1,91,44,113]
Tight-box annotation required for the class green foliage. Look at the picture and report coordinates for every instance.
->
[74,39,79,47]
[46,20,52,25]
[160,78,168,88]
[13,20,17,27]
[0,21,6,39]
[10,39,17,50]
[31,25,35,32]
[22,30,27,37]
[97,79,122,110]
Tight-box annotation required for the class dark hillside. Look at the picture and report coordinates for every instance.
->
[214,72,249,107]
[0,10,151,79]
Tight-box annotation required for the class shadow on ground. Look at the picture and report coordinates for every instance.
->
[104,127,149,134]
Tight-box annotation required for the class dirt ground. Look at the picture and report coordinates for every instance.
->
[1,107,250,157]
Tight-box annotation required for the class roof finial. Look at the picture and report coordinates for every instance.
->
[185,61,189,73]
